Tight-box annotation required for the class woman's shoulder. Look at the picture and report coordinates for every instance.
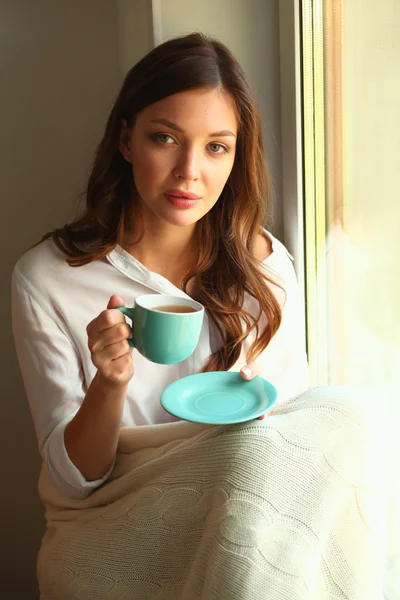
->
[12,237,70,294]
[14,236,63,273]
[255,229,299,294]
[253,230,273,262]
[255,229,294,264]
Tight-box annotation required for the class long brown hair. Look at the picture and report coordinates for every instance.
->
[38,32,282,371]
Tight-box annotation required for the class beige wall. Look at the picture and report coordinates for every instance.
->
[0,2,121,597]
[117,0,154,75]
[157,0,284,239]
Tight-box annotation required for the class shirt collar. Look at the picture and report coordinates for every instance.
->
[106,231,287,294]
[106,244,190,297]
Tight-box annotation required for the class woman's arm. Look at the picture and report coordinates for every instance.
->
[64,295,134,481]
[11,270,131,498]
[64,372,127,481]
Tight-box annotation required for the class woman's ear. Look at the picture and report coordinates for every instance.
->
[118,119,132,163]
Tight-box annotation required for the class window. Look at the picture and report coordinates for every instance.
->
[301,0,400,388]
[299,1,400,594]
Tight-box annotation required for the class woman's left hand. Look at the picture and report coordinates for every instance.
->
[239,362,270,420]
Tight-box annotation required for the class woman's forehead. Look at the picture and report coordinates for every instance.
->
[137,88,238,134]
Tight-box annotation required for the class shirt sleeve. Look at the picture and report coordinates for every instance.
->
[11,266,113,499]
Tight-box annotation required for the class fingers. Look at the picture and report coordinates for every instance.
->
[107,295,125,310]
[259,410,274,420]
[97,352,134,385]
[91,339,131,368]
[86,306,126,337]
[86,296,134,386]
[240,361,262,380]
[88,322,131,353]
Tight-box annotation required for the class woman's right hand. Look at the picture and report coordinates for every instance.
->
[86,295,134,386]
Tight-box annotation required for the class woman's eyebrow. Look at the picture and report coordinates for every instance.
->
[149,118,236,138]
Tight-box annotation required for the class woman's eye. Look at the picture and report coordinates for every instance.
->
[151,133,175,144]
[208,143,228,155]
[150,134,228,155]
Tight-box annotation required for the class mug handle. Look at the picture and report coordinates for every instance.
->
[116,306,135,348]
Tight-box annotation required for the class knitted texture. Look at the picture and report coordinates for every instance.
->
[37,386,386,600]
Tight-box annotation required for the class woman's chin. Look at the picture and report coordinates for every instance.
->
[160,210,203,229]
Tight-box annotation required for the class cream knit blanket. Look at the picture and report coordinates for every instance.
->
[37,386,388,600]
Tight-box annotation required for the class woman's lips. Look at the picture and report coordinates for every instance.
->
[164,194,201,208]
[165,188,200,199]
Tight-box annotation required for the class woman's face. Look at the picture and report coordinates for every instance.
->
[120,87,238,229]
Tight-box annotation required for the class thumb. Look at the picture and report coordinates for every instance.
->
[240,361,262,381]
[107,295,125,310]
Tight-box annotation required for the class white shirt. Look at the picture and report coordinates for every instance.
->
[11,232,309,498]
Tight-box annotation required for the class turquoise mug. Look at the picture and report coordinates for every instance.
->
[117,294,204,365]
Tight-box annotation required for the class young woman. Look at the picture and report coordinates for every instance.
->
[11,33,309,500]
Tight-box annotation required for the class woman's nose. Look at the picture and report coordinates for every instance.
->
[173,150,200,181]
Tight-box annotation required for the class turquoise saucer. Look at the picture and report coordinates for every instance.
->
[161,371,278,424]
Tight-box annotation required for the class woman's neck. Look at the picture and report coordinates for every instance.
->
[122,221,198,289]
